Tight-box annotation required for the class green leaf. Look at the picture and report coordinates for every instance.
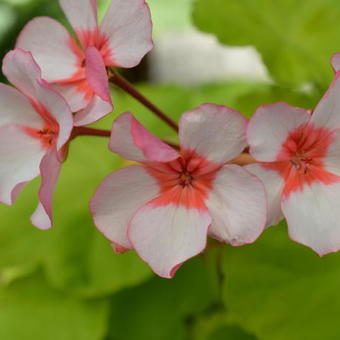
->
[0,179,44,286]
[222,223,340,340]
[0,272,109,340]
[107,257,217,340]
[206,325,258,340]
[193,0,340,87]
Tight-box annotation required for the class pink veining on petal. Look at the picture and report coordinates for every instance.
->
[85,46,111,102]
[76,29,114,65]
[53,37,93,101]
[23,100,59,149]
[261,122,340,198]
[53,31,114,102]
[146,150,221,209]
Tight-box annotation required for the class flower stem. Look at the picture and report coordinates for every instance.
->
[71,127,111,139]
[71,127,179,151]
[108,69,179,132]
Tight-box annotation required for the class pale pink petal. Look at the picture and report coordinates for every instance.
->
[51,82,91,113]
[2,48,46,100]
[100,0,153,67]
[3,49,73,149]
[331,53,340,73]
[109,112,179,162]
[323,132,340,176]
[37,85,73,150]
[59,0,97,47]
[205,164,266,245]
[245,163,285,227]
[248,102,310,162]
[311,74,340,130]
[0,125,45,205]
[16,17,79,82]
[0,83,43,129]
[73,94,113,126]
[90,165,159,250]
[31,203,51,230]
[282,181,340,256]
[11,182,29,203]
[84,46,111,102]
[31,149,61,230]
[128,203,211,278]
[179,103,247,164]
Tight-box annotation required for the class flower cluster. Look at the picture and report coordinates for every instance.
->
[2,0,340,277]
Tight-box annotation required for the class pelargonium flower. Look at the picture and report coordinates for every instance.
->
[247,72,340,255]
[16,0,153,126]
[91,104,267,278]
[0,49,73,229]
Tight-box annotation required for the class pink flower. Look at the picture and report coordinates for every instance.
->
[247,72,340,255]
[90,104,267,278]
[0,49,73,229]
[16,0,153,126]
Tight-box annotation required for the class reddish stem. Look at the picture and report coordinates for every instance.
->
[71,127,111,139]
[108,69,179,132]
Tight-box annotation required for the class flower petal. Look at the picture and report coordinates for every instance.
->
[84,46,111,103]
[110,112,179,162]
[3,49,73,149]
[323,132,340,176]
[205,164,266,245]
[90,165,159,250]
[16,17,79,82]
[0,83,43,129]
[59,0,97,47]
[282,181,340,256]
[179,103,247,164]
[246,163,285,227]
[247,102,310,162]
[100,0,153,68]
[0,125,45,205]
[51,81,91,114]
[331,53,340,73]
[128,203,211,278]
[31,149,61,230]
[73,94,113,126]
[310,74,340,130]
[2,48,46,100]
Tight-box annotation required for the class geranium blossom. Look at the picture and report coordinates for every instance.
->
[16,0,153,126]
[247,71,340,255]
[91,104,266,278]
[0,49,73,229]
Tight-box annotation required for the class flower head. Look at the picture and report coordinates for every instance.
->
[0,49,73,229]
[91,104,267,278]
[247,71,340,255]
[16,0,153,126]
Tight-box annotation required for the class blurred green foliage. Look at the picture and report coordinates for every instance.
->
[193,0,340,90]
[0,0,340,339]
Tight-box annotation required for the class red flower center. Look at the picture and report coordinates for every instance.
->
[263,123,340,198]
[24,101,59,149]
[147,150,220,209]
[56,31,113,101]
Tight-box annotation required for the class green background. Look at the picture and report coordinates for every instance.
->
[0,0,340,339]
